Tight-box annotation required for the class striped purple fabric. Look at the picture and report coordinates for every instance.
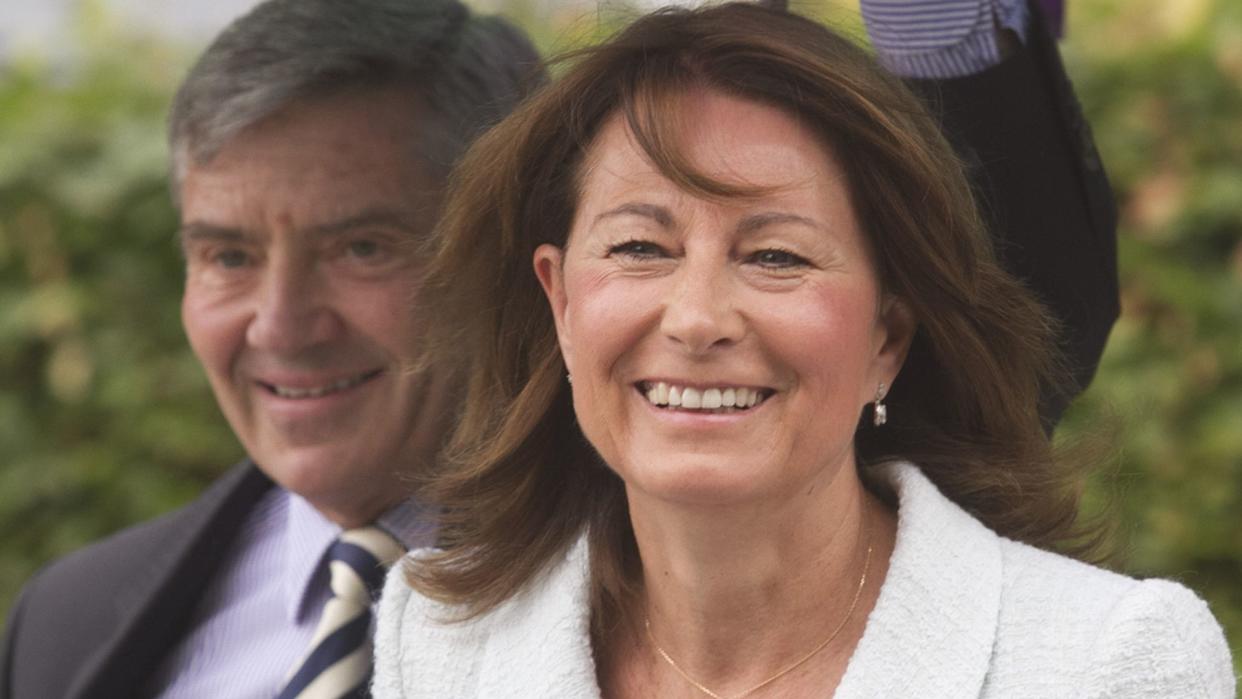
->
[862,0,1030,79]
[150,489,434,698]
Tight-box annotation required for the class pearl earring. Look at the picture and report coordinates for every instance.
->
[873,382,888,427]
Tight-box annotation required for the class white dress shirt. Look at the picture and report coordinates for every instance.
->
[151,487,434,698]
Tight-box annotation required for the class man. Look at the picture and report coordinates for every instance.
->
[1,0,1115,697]
[3,1,543,697]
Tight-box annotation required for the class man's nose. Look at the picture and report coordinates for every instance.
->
[244,255,342,354]
[659,258,745,355]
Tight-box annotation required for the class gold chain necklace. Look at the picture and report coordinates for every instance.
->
[643,517,873,699]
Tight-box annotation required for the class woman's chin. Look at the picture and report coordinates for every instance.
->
[616,448,857,514]
[622,459,783,508]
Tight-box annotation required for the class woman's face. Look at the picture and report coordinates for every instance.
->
[534,90,913,507]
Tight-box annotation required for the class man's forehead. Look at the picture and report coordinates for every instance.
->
[173,86,445,258]
[198,84,431,158]
[178,206,425,244]
[185,88,437,184]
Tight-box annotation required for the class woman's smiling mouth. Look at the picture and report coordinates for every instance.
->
[637,381,774,412]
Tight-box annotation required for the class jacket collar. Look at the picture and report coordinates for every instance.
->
[405,462,1002,698]
[834,461,1002,698]
[473,534,600,696]
[392,533,600,697]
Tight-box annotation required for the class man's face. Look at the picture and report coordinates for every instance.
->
[178,87,453,527]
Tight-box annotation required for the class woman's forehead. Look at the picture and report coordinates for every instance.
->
[576,92,848,212]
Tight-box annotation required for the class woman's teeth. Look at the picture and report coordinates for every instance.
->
[641,382,767,411]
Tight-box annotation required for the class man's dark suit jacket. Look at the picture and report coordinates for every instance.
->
[2,464,274,698]
[0,11,1117,699]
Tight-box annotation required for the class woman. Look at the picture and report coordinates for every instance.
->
[374,4,1233,697]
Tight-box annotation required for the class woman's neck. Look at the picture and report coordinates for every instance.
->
[615,464,896,697]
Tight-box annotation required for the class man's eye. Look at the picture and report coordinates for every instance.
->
[750,248,809,268]
[213,249,250,268]
[347,239,380,258]
[608,240,666,258]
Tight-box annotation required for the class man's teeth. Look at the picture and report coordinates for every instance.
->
[642,382,765,410]
[270,373,372,399]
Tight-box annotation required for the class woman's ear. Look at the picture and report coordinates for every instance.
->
[533,244,572,370]
[872,294,917,390]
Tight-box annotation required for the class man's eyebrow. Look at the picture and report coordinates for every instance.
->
[306,209,420,238]
[736,211,824,236]
[593,202,673,228]
[177,210,421,248]
[178,223,249,246]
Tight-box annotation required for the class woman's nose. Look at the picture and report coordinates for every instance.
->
[659,260,745,355]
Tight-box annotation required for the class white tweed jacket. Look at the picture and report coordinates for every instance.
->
[373,462,1235,698]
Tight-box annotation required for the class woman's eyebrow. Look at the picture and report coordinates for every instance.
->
[736,211,823,236]
[593,202,673,228]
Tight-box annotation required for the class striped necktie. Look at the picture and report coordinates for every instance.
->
[278,527,405,699]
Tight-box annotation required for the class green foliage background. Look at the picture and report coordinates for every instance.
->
[1,0,1238,670]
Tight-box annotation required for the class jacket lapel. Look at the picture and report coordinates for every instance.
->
[474,535,602,697]
[395,535,601,697]
[399,463,1002,698]
[68,462,273,699]
[835,462,1002,698]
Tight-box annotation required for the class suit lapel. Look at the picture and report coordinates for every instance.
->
[68,462,273,699]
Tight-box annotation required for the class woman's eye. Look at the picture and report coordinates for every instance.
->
[608,240,666,258]
[750,248,809,268]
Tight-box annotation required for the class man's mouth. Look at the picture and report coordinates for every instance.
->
[259,369,383,399]
[636,381,774,413]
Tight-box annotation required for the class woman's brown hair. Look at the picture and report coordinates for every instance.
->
[406,2,1099,636]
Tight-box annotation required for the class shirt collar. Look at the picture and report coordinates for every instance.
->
[285,492,342,624]
[284,491,438,624]
[375,496,438,550]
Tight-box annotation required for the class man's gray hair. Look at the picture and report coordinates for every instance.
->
[168,0,543,190]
